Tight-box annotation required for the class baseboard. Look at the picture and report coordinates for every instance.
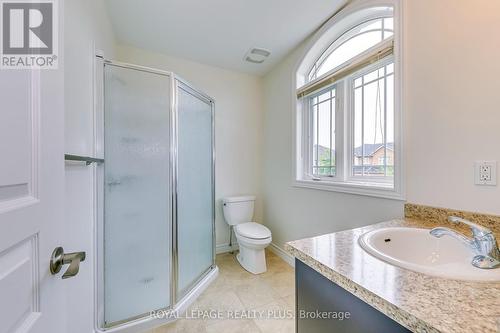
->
[268,243,295,267]
[216,243,239,254]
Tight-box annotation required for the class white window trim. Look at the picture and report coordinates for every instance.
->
[292,0,405,201]
[345,56,395,185]
[303,84,343,182]
[308,16,394,82]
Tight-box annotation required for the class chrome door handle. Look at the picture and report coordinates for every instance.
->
[50,247,86,279]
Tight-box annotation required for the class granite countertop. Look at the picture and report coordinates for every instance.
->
[285,217,500,333]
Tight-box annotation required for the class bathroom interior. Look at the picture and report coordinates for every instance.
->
[0,0,499,333]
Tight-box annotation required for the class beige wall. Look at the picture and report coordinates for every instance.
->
[262,0,500,249]
[405,0,500,215]
[116,44,265,250]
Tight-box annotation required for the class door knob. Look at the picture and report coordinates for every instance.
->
[50,247,86,279]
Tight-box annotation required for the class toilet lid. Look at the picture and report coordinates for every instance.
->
[235,222,271,239]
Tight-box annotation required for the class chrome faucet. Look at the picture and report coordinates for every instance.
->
[430,216,500,269]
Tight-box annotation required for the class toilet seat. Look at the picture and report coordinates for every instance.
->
[235,222,271,239]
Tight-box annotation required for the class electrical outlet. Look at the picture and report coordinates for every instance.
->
[474,161,497,186]
[479,165,492,181]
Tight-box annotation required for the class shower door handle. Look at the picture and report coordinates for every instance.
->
[49,247,86,279]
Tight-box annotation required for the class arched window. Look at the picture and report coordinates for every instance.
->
[308,17,393,81]
[295,2,403,200]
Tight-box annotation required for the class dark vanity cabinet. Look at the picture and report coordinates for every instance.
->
[295,259,411,333]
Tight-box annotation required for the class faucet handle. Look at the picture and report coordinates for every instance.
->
[447,216,492,238]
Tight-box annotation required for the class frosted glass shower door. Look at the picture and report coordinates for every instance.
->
[104,64,171,325]
[176,81,214,298]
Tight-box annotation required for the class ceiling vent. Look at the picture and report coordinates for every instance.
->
[244,48,271,64]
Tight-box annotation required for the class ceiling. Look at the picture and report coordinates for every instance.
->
[104,0,346,75]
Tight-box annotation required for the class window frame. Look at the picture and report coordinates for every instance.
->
[308,16,394,82]
[345,55,395,186]
[305,84,343,181]
[293,0,404,201]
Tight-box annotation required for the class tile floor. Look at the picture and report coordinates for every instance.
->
[146,250,295,333]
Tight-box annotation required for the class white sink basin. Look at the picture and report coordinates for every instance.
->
[359,227,500,282]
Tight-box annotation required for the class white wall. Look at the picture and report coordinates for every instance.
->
[405,0,500,215]
[262,0,500,249]
[64,1,116,332]
[116,44,265,249]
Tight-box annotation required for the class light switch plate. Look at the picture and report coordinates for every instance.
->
[474,161,497,186]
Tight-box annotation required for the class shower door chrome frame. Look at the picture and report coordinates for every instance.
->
[95,58,216,331]
[98,59,175,330]
[171,75,217,303]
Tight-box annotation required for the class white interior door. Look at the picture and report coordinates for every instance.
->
[0,10,67,333]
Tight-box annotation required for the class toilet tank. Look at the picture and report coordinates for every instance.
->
[222,196,255,226]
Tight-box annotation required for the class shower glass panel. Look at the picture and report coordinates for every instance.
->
[104,64,171,325]
[176,82,214,297]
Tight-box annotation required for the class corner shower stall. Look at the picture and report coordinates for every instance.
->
[94,57,217,330]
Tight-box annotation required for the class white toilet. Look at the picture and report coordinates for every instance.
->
[222,196,272,274]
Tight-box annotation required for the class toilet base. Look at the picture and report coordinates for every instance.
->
[236,246,267,274]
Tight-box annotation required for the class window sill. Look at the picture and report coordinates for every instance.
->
[293,179,405,201]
